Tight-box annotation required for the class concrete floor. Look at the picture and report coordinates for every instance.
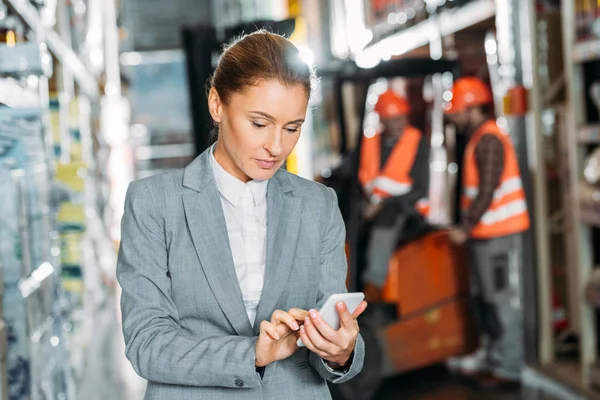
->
[373,365,562,400]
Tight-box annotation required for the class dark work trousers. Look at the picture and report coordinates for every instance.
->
[468,233,525,380]
[362,214,408,289]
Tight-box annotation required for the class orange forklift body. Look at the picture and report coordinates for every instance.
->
[381,230,477,374]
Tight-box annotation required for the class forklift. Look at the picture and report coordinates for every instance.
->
[316,57,477,399]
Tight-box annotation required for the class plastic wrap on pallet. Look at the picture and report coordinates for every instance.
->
[0,43,45,76]
[0,105,61,399]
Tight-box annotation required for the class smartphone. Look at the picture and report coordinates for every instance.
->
[297,292,365,347]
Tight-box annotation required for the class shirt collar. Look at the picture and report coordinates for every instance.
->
[209,144,268,207]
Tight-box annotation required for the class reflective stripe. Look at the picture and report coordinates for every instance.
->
[479,199,528,225]
[416,198,429,207]
[372,176,412,196]
[464,177,523,200]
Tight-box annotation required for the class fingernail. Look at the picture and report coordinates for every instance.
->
[276,332,280,340]
[293,321,299,330]
[337,302,344,309]
[309,309,317,319]
[300,325,305,333]
[304,317,310,325]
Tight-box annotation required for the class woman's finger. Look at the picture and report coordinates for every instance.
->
[288,308,309,322]
[351,301,368,320]
[304,317,336,355]
[337,302,359,331]
[299,325,328,359]
[271,310,300,331]
[260,321,280,340]
[307,309,338,343]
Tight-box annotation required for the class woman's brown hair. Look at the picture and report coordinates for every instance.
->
[210,29,316,103]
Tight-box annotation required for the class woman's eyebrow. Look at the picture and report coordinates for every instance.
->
[249,111,305,125]
[249,111,276,122]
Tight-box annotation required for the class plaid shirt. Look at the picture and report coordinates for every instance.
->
[461,134,505,232]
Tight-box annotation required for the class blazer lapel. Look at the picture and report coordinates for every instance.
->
[182,151,254,337]
[253,173,302,332]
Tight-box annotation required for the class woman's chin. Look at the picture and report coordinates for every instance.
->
[247,168,278,182]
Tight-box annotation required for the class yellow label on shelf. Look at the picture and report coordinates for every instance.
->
[69,97,80,127]
[70,143,83,162]
[62,279,84,293]
[55,161,87,192]
[58,203,85,226]
[50,111,61,143]
[60,232,83,265]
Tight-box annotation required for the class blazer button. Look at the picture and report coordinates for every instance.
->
[234,378,244,387]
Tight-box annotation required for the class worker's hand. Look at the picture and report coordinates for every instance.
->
[299,301,368,368]
[448,228,469,245]
[255,310,302,367]
[363,282,383,303]
[364,203,383,220]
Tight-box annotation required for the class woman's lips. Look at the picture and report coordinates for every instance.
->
[256,159,277,169]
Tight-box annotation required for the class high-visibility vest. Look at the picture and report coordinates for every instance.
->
[461,120,530,238]
[359,126,429,217]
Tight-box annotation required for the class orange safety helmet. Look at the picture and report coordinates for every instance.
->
[446,77,493,114]
[374,90,411,118]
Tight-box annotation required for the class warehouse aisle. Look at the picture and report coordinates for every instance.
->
[76,288,145,400]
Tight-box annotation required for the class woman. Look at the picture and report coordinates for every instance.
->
[117,30,366,399]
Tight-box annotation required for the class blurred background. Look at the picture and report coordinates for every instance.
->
[0,0,600,399]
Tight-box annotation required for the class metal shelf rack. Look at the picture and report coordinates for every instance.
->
[355,0,496,65]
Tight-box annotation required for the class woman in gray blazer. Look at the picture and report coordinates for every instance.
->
[117,30,367,399]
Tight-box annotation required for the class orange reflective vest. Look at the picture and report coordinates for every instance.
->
[359,126,429,216]
[461,120,530,239]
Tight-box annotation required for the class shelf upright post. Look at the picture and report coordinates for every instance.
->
[55,0,74,164]
[519,0,554,367]
[494,0,545,364]
[561,0,596,387]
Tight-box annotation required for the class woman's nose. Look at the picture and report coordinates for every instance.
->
[265,130,283,157]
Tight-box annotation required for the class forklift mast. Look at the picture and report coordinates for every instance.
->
[319,58,461,292]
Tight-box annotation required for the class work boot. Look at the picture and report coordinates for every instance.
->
[447,347,488,376]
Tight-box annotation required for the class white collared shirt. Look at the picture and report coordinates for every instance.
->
[209,147,268,327]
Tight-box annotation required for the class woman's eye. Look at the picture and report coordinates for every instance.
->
[285,127,299,134]
[252,121,266,129]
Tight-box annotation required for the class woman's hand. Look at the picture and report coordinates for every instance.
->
[255,310,303,367]
[298,301,368,368]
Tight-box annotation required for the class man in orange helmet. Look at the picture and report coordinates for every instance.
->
[445,77,530,389]
[358,89,430,302]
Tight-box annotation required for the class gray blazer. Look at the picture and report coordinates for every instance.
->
[117,148,365,399]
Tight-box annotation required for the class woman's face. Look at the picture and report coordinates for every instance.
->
[208,80,309,182]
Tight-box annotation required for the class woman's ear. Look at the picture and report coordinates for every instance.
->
[208,87,223,123]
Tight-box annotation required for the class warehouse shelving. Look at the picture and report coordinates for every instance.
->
[552,0,600,393]
[355,0,496,65]
[0,0,126,398]
[5,0,99,99]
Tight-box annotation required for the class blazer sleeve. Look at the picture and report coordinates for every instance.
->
[308,187,365,383]
[117,180,263,389]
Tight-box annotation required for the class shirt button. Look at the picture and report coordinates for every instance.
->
[234,378,244,387]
